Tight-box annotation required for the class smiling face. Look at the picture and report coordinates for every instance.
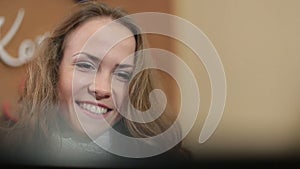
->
[58,17,136,139]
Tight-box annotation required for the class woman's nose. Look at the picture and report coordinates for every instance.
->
[88,72,111,100]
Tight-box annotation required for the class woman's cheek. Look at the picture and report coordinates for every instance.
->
[112,82,129,112]
[58,71,73,103]
[72,72,94,96]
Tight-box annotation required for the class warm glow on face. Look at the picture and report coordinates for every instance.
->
[58,17,136,138]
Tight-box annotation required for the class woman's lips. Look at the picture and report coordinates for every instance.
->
[75,101,113,119]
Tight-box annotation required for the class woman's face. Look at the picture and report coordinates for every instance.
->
[58,17,136,138]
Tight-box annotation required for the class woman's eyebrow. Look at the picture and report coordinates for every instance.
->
[72,52,100,63]
[115,64,134,69]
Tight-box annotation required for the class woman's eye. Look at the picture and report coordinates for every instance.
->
[75,62,96,71]
[114,71,132,82]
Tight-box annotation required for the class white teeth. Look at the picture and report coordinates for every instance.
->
[79,103,109,115]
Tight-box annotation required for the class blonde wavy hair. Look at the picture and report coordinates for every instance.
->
[1,1,185,155]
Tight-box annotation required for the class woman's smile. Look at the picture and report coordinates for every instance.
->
[75,101,113,119]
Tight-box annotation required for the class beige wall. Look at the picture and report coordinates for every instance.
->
[174,0,300,158]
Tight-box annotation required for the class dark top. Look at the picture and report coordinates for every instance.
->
[0,120,192,168]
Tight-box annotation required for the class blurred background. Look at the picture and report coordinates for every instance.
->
[0,0,299,165]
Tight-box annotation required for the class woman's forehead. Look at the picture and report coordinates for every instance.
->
[70,17,133,40]
[63,17,136,61]
[65,17,135,51]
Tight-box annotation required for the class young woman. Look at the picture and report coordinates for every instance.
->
[0,1,190,167]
